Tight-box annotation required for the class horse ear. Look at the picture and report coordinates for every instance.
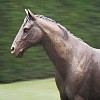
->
[25,9,28,15]
[28,9,36,21]
[25,9,36,21]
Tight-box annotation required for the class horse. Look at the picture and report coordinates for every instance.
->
[11,9,100,100]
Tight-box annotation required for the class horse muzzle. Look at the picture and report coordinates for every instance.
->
[11,46,24,58]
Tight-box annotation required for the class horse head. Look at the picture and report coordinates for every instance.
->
[11,9,43,57]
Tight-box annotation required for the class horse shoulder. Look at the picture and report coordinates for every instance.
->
[64,44,94,98]
[92,49,100,93]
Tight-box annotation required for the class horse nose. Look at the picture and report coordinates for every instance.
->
[11,47,15,54]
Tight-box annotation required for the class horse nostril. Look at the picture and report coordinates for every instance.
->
[11,47,15,53]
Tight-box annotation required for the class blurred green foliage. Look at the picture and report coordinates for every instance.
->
[0,0,100,82]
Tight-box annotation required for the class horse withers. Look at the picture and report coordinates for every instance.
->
[11,9,100,100]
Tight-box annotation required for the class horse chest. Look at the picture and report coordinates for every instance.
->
[64,65,92,98]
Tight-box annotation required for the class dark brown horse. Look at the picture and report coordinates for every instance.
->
[11,9,100,100]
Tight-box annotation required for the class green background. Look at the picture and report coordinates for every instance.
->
[0,0,100,82]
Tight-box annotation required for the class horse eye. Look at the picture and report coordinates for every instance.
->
[24,28,29,33]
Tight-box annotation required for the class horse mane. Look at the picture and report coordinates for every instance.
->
[34,15,82,41]
[35,15,70,35]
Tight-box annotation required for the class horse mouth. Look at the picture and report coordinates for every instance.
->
[16,50,24,58]
[11,48,24,58]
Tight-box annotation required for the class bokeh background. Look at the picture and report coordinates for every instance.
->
[0,0,100,83]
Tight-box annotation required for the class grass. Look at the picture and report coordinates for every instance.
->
[0,78,60,100]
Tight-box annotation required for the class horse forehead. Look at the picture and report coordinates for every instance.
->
[23,17,33,27]
[23,17,28,27]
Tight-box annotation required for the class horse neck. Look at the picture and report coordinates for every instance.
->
[38,19,79,71]
[39,18,77,74]
[42,32,78,61]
